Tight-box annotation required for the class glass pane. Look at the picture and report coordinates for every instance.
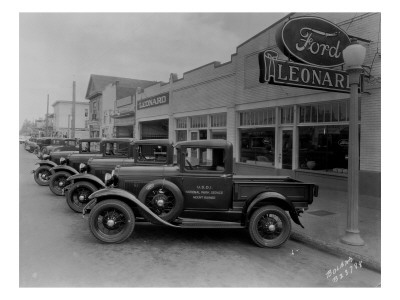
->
[339,101,347,121]
[318,104,325,122]
[282,130,293,169]
[332,102,339,122]
[240,129,275,165]
[311,104,317,122]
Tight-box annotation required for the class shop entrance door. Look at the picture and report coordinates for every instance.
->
[279,129,293,169]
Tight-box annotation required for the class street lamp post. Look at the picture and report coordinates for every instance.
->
[340,39,366,246]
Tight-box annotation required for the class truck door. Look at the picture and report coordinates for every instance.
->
[180,147,232,210]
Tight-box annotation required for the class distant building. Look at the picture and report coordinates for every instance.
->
[52,100,89,138]
[85,74,157,138]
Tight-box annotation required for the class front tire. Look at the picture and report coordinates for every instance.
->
[89,199,135,243]
[49,171,71,196]
[138,180,184,222]
[33,166,52,186]
[66,181,98,213]
[248,205,292,248]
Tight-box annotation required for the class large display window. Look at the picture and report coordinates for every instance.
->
[298,125,349,172]
[240,129,275,166]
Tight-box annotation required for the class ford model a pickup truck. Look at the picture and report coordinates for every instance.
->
[48,138,103,195]
[84,140,318,248]
[64,139,174,213]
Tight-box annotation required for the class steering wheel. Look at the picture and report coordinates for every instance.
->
[185,159,193,170]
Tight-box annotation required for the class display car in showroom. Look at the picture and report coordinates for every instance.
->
[47,138,103,195]
[64,139,173,212]
[83,140,318,248]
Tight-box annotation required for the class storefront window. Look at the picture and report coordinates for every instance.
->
[299,101,350,123]
[176,130,187,142]
[190,115,207,128]
[298,125,349,172]
[281,106,294,124]
[240,129,275,166]
[176,117,187,129]
[210,113,227,127]
[239,108,275,126]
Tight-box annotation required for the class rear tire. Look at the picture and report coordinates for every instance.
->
[89,199,135,243]
[33,166,52,186]
[248,205,292,248]
[49,171,71,196]
[66,181,97,213]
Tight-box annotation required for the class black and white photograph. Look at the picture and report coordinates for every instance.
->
[10,0,393,295]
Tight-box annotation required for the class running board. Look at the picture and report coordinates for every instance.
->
[176,218,244,229]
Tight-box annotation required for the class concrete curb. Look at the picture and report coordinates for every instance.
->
[290,231,381,273]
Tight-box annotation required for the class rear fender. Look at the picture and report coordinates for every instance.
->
[245,191,304,228]
[35,161,57,168]
[49,165,79,176]
[66,173,105,188]
[88,188,178,228]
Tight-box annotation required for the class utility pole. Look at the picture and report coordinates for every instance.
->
[71,81,76,138]
[45,94,49,136]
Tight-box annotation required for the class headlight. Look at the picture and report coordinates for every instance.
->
[43,154,50,160]
[104,173,113,186]
[60,157,67,165]
[79,163,87,173]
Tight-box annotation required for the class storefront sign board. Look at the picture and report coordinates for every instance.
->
[137,93,169,110]
[259,50,362,93]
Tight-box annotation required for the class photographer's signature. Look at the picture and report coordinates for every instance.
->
[326,257,363,283]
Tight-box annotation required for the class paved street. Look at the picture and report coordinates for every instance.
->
[19,145,381,287]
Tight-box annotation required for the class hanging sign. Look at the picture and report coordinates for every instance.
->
[137,93,169,110]
[259,50,363,93]
[275,16,351,68]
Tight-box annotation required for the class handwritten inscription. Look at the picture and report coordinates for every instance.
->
[325,257,363,283]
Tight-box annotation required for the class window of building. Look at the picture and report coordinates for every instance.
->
[210,113,227,128]
[299,100,352,124]
[239,108,275,126]
[190,115,208,128]
[176,117,187,129]
[281,106,294,124]
[85,109,88,117]
[298,125,349,172]
[176,130,187,142]
[240,129,275,166]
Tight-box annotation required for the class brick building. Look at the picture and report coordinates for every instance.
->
[134,12,380,197]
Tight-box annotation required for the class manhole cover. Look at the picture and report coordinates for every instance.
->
[307,210,336,216]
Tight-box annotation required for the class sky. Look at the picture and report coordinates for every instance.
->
[19,12,287,129]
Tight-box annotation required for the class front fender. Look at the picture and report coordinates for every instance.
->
[35,160,57,168]
[49,165,79,175]
[246,191,304,228]
[88,188,178,228]
[66,173,105,188]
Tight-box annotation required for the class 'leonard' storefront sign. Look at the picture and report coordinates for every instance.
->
[137,92,169,110]
[259,16,362,93]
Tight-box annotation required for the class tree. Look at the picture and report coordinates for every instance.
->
[19,119,34,136]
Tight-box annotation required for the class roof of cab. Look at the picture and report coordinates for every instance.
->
[134,139,172,146]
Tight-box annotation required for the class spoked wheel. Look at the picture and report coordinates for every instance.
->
[49,171,71,196]
[89,199,135,243]
[248,205,292,248]
[138,180,184,222]
[66,181,97,213]
[33,166,52,186]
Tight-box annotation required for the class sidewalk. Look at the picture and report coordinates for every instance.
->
[290,188,381,272]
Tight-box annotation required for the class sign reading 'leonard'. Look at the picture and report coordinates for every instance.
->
[137,93,169,110]
[259,16,362,93]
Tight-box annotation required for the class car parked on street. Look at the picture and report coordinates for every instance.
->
[48,138,103,195]
[64,139,174,212]
[38,138,79,159]
[84,140,318,248]
[24,137,38,152]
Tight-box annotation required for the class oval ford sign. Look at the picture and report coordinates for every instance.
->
[276,16,351,68]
